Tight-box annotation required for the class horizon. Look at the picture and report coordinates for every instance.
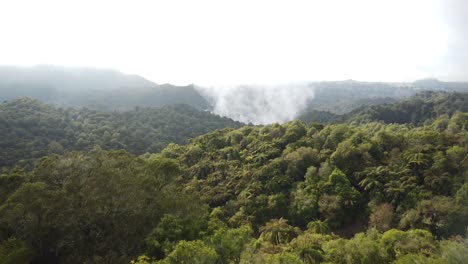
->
[1,64,467,87]
[1,0,467,86]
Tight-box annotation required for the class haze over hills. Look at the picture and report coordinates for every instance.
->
[0,65,210,111]
[0,65,154,90]
[1,65,468,124]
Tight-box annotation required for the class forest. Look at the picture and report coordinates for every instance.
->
[0,91,467,263]
[0,97,241,168]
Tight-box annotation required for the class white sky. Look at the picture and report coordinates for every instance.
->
[0,0,466,85]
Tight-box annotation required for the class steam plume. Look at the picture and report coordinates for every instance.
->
[197,84,315,124]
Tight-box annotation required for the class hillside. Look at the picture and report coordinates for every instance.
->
[346,91,468,124]
[307,80,468,114]
[0,105,466,263]
[299,91,468,125]
[0,98,241,168]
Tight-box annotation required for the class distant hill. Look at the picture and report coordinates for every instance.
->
[0,65,210,110]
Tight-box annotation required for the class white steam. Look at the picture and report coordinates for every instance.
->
[197,84,315,125]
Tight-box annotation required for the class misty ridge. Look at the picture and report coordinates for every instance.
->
[1,65,468,124]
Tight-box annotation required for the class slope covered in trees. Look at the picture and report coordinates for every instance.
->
[345,91,468,125]
[0,107,466,263]
[0,98,241,168]
[299,91,468,125]
[141,112,468,263]
[307,80,468,114]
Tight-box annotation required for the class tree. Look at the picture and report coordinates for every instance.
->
[380,229,437,261]
[0,182,66,262]
[289,183,319,227]
[284,147,320,180]
[342,230,386,264]
[384,180,408,204]
[259,218,299,245]
[318,195,343,228]
[206,225,252,264]
[399,196,464,237]
[161,240,218,264]
[0,238,34,264]
[306,220,330,235]
[47,140,64,154]
[369,203,394,232]
[358,166,395,201]
[324,168,360,209]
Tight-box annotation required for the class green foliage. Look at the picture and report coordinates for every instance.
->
[306,220,330,235]
[0,238,34,264]
[289,183,319,227]
[0,93,467,263]
[160,240,218,264]
[206,225,252,263]
[380,229,437,260]
[259,218,300,245]
[345,91,468,125]
[0,98,241,168]
[438,239,468,264]
[0,150,207,263]
[299,91,468,126]
[330,230,386,264]
[399,196,466,237]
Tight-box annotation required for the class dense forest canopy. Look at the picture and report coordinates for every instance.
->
[0,90,466,263]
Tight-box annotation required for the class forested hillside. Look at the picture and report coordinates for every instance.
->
[0,98,241,168]
[0,101,466,263]
[299,91,468,125]
[346,91,468,125]
[307,80,468,114]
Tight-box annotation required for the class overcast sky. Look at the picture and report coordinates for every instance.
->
[0,0,466,85]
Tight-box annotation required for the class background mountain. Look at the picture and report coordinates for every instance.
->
[0,65,210,110]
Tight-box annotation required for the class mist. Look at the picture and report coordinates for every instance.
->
[197,84,315,125]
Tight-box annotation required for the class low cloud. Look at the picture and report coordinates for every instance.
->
[197,84,315,125]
